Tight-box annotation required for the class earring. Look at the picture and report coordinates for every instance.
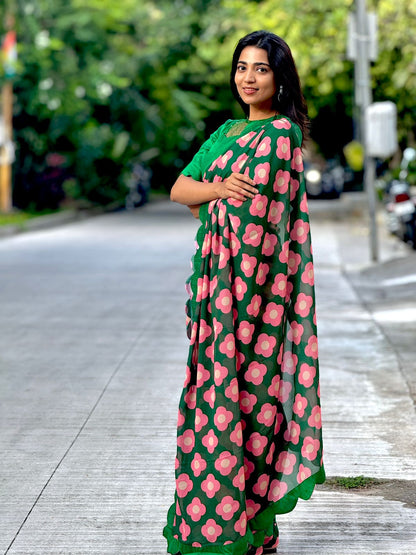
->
[278,85,283,103]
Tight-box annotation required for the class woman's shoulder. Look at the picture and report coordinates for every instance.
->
[202,118,246,144]
[202,119,238,141]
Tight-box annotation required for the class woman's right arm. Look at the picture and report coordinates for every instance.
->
[170,173,258,206]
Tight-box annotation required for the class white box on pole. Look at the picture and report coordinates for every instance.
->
[365,101,397,158]
[347,12,378,62]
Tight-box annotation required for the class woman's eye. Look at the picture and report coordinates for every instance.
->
[257,67,267,73]
[237,65,246,71]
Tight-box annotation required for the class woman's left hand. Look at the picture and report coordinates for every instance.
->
[188,204,201,219]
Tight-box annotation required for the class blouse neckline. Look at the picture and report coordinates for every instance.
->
[246,114,280,123]
[225,114,284,138]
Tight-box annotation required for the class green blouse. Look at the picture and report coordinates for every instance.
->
[182,116,302,182]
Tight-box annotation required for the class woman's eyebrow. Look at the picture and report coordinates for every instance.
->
[237,60,271,67]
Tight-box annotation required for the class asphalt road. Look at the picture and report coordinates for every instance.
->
[1,199,415,554]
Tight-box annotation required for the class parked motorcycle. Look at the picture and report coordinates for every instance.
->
[384,148,416,249]
[125,164,152,210]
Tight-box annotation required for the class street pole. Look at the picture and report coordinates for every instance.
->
[0,81,13,213]
[355,0,379,262]
[0,7,16,214]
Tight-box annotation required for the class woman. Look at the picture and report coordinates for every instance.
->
[164,30,325,555]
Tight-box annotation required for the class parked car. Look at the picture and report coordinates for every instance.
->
[304,159,345,199]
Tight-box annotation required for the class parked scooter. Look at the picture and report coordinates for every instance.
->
[384,148,416,249]
[125,164,152,210]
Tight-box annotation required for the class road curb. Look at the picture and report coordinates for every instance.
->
[0,203,121,240]
[308,191,368,221]
[0,194,170,240]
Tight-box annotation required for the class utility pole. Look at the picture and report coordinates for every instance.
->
[0,81,13,212]
[0,11,16,213]
[354,0,379,261]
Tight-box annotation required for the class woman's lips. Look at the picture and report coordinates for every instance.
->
[242,88,258,95]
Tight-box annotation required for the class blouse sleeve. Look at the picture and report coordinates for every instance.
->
[181,120,233,181]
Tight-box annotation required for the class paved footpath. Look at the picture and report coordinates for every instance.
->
[0,200,415,555]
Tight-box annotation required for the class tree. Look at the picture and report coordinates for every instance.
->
[1,0,414,209]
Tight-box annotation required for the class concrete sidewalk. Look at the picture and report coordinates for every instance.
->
[0,199,415,554]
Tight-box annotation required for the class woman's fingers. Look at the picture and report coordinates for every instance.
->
[231,172,257,189]
[234,176,258,195]
[222,173,258,200]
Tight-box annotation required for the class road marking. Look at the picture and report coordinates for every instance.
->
[373,306,416,323]
[382,274,416,287]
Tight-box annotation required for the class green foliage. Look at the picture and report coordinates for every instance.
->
[1,0,415,208]
[0,207,60,227]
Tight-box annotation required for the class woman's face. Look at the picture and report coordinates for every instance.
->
[234,46,276,114]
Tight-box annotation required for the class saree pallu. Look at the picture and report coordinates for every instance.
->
[164,116,325,555]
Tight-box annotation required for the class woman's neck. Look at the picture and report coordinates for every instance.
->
[248,106,277,121]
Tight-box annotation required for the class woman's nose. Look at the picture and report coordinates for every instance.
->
[244,69,256,83]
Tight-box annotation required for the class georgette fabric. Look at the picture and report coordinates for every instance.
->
[164,115,325,555]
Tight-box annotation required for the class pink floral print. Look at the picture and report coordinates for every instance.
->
[291,147,304,172]
[290,218,310,244]
[302,261,315,285]
[236,320,255,345]
[215,289,233,314]
[214,362,229,386]
[214,406,234,431]
[255,136,272,157]
[243,223,263,247]
[234,510,247,535]
[177,429,195,454]
[202,429,219,454]
[276,136,291,160]
[191,452,207,477]
[268,479,288,502]
[268,199,285,224]
[246,432,268,457]
[249,194,268,218]
[216,496,240,521]
[176,473,193,498]
[232,276,247,301]
[257,403,277,427]
[201,519,222,542]
[263,302,284,326]
[231,153,249,172]
[273,169,290,194]
[239,391,257,414]
[252,473,270,497]
[201,473,221,498]
[254,333,277,358]
[186,497,207,522]
[241,253,257,277]
[225,378,239,402]
[214,451,238,476]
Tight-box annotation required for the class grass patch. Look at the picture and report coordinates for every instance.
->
[0,209,60,227]
[327,475,382,489]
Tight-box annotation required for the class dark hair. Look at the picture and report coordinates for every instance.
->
[230,30,309,144]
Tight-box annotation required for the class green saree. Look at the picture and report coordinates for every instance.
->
[164,115,325,555]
